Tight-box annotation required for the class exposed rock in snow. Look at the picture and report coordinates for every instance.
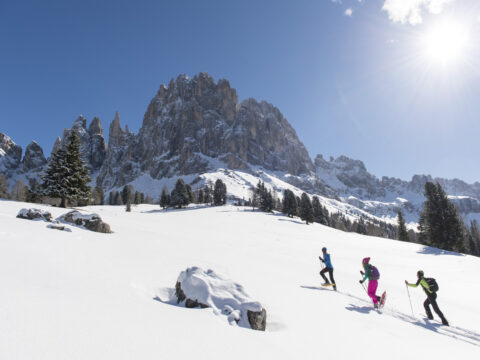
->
[59,210,112,233]
[16,208,52,222]
[174,267,267,331]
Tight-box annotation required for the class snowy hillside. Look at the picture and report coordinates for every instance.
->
[0,200,478,359]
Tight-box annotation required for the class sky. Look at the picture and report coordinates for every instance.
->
[1,0,480,183]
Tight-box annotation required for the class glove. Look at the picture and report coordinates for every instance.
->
[359,280,363,284]
[360,270,364,275]
[405,280,408,285]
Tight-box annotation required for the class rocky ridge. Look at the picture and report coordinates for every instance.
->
[1,72,479,224]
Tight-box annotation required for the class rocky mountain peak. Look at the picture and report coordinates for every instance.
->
[88,117,103,137]
[22,141,47,171]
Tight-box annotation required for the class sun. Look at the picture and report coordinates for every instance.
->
[421,20,470,67]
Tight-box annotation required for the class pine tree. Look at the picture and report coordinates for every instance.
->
[312,196,328,225]
[299,192,314,224]
[418,182,467,252]
[93,186,104,205]
[204,184,212,205]
[282,189,297,217]
[160,186,170,209]
[114,191,123,205]
[213,179,227,206]
[140,193,145,204]
[26,179,42,203]
[126,199,132,212]
[122,185,134,205]
[134,191,141,205]
[170,178,190,208]
[186,184,194,203]
[197,189,204,204]
[0,174,8,199]
[41,129,91,207]
[397,210,409,241]
[468,220,480,256]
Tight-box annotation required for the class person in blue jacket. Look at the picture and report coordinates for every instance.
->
[319,247,336,290]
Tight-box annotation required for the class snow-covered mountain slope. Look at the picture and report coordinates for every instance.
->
[0,200,478,359]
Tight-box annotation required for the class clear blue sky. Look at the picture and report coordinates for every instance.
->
[1,0,479,183]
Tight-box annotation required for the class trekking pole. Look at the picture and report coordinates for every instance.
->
[406,283,414,317]
[360,281,368,295]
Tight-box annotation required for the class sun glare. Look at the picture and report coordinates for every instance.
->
[421,21,470,67]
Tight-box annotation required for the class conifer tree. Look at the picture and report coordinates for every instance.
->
[170,178,190,208]
[397,210,409,241]
[114,191,123,205]
[41,129,91,207]
[0,174,8,199]
[93,186,104,205]
[160,186,170,209]
[122,185,134,205]
[134,191,141,205]
[213,179,227,206]
[140,193,145,204]
[204,184,212,205]
[468,220,480,256]
[299,192,314,224]
[26,179,42,203]
[312,196,328,225]
[197,189,204,204]
[126,199,132,212]
[282,189,297,217]
[418,182,467,252]
[186,184,194,203]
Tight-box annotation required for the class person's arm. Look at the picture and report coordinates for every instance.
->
[318,256,324,263]
[360,266,370,283]
[405,278,421,288]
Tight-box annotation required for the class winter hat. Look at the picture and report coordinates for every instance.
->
[417,270,424,278]
[322,247,327,252]
[362,257,370,265]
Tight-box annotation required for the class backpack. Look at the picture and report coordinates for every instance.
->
[425,278,439,292]
[371,265,380,280]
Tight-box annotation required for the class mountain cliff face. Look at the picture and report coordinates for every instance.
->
[96,73,316,190]
[1,72,479,224]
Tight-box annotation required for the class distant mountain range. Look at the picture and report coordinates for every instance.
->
[1,73,479,224]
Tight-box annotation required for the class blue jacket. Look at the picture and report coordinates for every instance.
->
[322,253,333,269]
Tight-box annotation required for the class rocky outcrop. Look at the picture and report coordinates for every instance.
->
[16,208,52,222]
[0,133,22,172]
[59,210,112,233]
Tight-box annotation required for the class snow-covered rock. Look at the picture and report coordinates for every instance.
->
[175,267,267,331]
[16,208,52,222]
[59,210,111,233]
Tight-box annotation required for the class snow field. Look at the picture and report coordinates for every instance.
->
[0,200,478,360]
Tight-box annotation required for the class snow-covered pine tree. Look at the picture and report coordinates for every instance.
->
[299,192,314,225]
[41,129,91,207]
[170,178,190,208]
[213,179,227,206]
[197,189,204,204]
[418,182,467,252]
[397,210,409,241]
[160,186,170,209]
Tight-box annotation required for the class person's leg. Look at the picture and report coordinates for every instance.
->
[328,268,335,285]
[424,297,433,319]
[320,268,330,284]
[429,293,448,325]
[368,279,378,304]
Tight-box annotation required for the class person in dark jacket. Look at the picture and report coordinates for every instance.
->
[405,270,449,326]
[319,247,336,290]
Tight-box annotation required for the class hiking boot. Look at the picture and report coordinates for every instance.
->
[374,303,379,309]
[441,318,449,326]
[333,285,337,291]
[377,296,381,303]
[321,282,331,286]
[427,316,434,320]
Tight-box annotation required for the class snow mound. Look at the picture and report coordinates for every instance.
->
[175,267,266,330]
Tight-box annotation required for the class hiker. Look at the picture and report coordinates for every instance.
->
[319,247,336,290]
[405,271,449,326]
[359,257,381,308]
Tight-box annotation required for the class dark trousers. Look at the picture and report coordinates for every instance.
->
[320,267,335,285]
[424,292,447,323]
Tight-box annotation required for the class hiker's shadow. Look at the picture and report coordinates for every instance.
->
[345,303,375,314]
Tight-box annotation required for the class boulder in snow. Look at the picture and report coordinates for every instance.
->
[16,208,52,222]
[174,267,267,331]
[59,210,112,233]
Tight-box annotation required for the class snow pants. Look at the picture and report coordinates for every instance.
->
[368,279,379,304]
[320,267,335,285]
[424,292,448,324]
